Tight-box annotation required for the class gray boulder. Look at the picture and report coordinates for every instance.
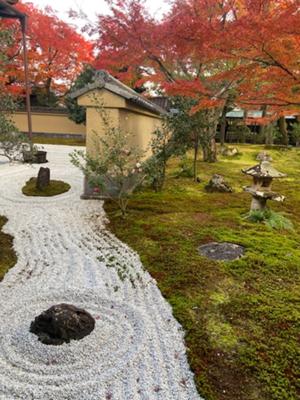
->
[256,151,272,162]
[205,174,233,193]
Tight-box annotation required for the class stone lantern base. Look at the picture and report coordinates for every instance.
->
[244,187,285,211]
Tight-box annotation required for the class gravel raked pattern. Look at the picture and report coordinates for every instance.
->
[0,145,202,400]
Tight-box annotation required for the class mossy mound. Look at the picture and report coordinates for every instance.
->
[0,216,17,281]
[22,178,71,197]
[105,144,300,400]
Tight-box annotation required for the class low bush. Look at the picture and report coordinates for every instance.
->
[245,209,293,230]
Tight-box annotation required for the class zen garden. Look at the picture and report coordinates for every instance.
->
[0,0,300,399]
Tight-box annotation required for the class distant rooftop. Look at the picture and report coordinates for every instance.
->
[227,109,296,120]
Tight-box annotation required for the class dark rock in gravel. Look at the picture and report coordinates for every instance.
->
[30,303,95,345]
[36,167,50,190]
[198,242,245,261]
[205,174,233,193]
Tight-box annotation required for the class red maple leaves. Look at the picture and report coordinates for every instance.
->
[1,1,93,98]
[93,0,300,118]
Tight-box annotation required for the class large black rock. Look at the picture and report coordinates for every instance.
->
[36,167,50,190]
[30,304,95,345]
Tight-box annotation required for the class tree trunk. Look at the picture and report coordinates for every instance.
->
[258,105,267,142]
[45,77,52,104]
[279,116,289,146]
[202,145,208,162]
[200,108,219,163]
[210,137,217,161]
[202,139,217,162]
[193,138,199,182]
[265,124,274,145]
[220,105,228,146]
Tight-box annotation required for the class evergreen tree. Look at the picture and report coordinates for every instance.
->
[65,65,96,124]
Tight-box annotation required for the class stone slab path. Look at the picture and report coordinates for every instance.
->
[0,145,202,400]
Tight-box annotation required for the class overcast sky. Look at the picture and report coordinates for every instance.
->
[24,0,170,26]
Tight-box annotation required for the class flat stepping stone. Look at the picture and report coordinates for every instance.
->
[198,242,245,261]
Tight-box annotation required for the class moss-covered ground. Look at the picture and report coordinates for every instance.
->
[22,178,71,196]
[105,144,300,400]
[0,216,17,281]
[32,136,85,146]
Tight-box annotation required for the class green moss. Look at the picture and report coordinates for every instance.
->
[22,178,71,196]
[210,290,230,306]
[206,319,239,349]
[33,136,85,146]
[0,216,17,280]
[105,144,300,400]
[245,209,294,230]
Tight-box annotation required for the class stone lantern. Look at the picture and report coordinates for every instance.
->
[242,161,286,211]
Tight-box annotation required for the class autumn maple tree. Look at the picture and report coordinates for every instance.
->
[217,0,300,139]
[94,0,300,155]
[1,1,93,104]
[94,0,229,161]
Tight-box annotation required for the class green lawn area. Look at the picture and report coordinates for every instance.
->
[0,216,17,281]
[105,144,300,400]
[33,135,85,146]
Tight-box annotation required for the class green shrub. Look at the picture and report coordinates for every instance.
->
[70,100,145,217]
[245,209,293,231]
[174,155,194,178]
[0,216,17,280]
[226,123,251,143]
[291,122,300,146]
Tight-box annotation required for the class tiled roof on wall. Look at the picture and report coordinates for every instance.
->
[70,70,166,116]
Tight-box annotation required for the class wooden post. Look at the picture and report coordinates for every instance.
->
[21,16,33,146]
[279,116,289,146]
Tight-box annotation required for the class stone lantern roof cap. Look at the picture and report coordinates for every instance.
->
[242,161,286,178]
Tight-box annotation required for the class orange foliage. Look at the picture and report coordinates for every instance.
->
[1,1,93,98]
[93,0,300,118]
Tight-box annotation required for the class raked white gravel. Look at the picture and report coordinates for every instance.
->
[0,145,202,400]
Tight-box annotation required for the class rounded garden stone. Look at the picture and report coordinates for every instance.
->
[198,242,245,261]
[205,174,233,193]
[30,303,95,345]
